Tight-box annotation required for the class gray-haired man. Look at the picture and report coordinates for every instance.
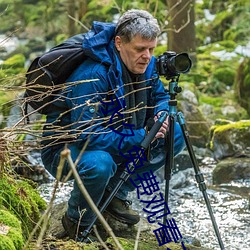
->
[41,9,185,241]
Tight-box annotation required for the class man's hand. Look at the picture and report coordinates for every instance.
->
[154,111,169,139]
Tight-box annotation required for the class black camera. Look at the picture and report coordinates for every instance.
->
[156,51,192,79]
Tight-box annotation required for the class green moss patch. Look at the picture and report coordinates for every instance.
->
[0,174,47,239]
[0,209,23,250]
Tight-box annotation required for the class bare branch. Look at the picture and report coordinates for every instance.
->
[63,148,124,250]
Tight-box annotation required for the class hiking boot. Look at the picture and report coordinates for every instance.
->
[105,196,140,225]
[61,213,97,243]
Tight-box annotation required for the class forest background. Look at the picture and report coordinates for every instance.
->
[0,0,250,125]
[0,0,250,249]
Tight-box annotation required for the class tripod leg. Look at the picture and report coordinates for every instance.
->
[163,113,175,226]
[177,112,225,250]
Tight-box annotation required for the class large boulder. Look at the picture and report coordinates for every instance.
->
[209,119,250,183]
[209,119,250,160]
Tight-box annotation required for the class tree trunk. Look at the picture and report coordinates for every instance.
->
[78,0,88,20]
[167,0,196,63]
[67,0,76,36]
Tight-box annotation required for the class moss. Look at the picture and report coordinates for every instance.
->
[0,209,21,229]
[0,235,16,250]
[106,237,191,250]
[0,174,47,239]
[213,120,250,133]
[209,120,250,151]
[0,209,24,249]
[7,228,24,249]
[213,67,235,86]
[199,95,224,107]
[0,54,26,86]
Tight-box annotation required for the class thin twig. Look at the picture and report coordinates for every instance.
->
[134,219,142,250]
[68,14,90,31]
[93,225,109,250]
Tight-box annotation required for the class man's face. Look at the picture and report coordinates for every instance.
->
[115,35,157,74]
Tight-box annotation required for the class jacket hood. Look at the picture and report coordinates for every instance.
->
[82,21,116,65]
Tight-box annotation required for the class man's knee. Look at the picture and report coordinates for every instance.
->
[77,150,117,180]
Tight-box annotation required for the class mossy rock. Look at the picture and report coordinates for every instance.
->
[209,120,250,160]
[0,174,47,239]
[0,209,24,250]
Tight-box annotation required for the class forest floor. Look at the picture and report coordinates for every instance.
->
[28,202,211,250]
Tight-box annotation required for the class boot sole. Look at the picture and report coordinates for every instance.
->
[105,210,140,225]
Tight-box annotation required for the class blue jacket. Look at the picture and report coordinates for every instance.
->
[44,21,170,155]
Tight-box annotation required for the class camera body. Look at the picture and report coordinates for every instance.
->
[156,51,192,79]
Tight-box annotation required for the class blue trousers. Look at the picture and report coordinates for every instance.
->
[41,123,185,226]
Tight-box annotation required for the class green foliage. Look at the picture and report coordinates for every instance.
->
[0,54,26,83]
[192,40,241,95]
[199,95,224,107]
[1,54,25,69]
[196,0,250,47]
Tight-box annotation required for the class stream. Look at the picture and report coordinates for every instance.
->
[38,155,250,250]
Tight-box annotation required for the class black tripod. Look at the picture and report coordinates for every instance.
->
[162,77,225,249]
[82,77,225,250]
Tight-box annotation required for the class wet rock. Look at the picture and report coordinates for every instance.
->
[213,157,250,184]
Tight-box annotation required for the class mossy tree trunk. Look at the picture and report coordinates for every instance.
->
[234,57,250,116]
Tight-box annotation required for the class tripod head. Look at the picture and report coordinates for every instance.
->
[168,76,182,100]
[156,51,192,100]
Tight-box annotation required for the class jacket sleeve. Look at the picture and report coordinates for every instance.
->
[65,61,146,155]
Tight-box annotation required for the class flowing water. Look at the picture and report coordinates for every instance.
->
[38,156,250,250]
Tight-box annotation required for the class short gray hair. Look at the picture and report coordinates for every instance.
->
[115,9,160,43]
